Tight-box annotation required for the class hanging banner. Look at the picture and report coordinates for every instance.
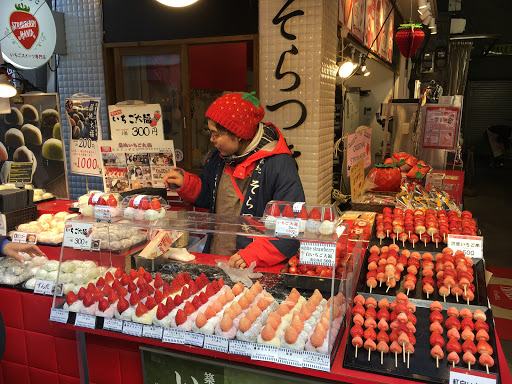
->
[108,104,164,143]
[339,0,354,31]
[346,127,372,176]
[351,0,365,43]
[364,0,376,49]
[64,96,102,176]
[99,139,175,192]
[422,106,460,150]
[0,0,57,70]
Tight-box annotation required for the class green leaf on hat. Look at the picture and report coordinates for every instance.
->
[240,91,261,108]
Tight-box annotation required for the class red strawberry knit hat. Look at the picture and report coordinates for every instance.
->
[205,91,265,140]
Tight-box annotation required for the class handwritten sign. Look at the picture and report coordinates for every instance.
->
[108,104,164,142]
[346,127,372,176]
[447,234,483,259]
[274,218,300,238]
[34,280,63,296]
[350,158,365,200]
[423,106,459,150]
[63,222,93,250]
[300,242,336,267]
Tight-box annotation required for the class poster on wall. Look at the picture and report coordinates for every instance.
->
[0,93,69,197]
[64,96,102,176]
[99,140,175,193]
[346,127,372,176]
[339,0,354,31]
[351,0,365,43]
[374,0,384,54]
[108,103,164,143]
[422,107,460,150]
[378,0,389,60]
[386,3,394,62]
[364,0,376,50]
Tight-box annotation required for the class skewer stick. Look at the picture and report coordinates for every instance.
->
[403,240,405,248]
[379,280,382,287]
[468,363,471,371]
[408,231,411,237]
[403,347,406,363]
[386,285,391,293]
[368,348,371,361]
[380,238,382,245]
[413,241,415,249]
[355,345,358,358]
[464,285,467,296]
[486,364,489,374]
[432,235,434,242]
[393,237,396,244]
[436,240,438,248]
[381,351,383,365]
[467,297,470,305]
[443,233,446,241]
[395,352,398,368]
[370,285,373,294]
[407,288,410,296]
[443,294,446,302]
[456,293,459,302]
[452,361,455,368]
[407,352,410,369]
[424,239,427,247]
[436,356,439,369]
[427,292,429,299]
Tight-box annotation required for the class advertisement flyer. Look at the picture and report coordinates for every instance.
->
[364,0,376,49]
[65,96,102,176]
[422,107,459,150]
[108,104,164,143]
[346,127,372,176]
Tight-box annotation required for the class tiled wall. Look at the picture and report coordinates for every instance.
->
[55,0,107,199]
[259,0,338,205]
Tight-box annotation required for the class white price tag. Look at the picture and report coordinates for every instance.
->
[34,280,63,296]
[185,332,205,347]
[203,334,229,353]
[122,321,143,337]
[300,242,336,266]
[229,340,253,356]
[274,218,300,237]
[251,344,279,363]
[0,214,7,236]
[103,318,123,332]
[74,313,97,329]
[292,202,305,213]
[94,206,112,222]
[449,367,496,384]
[277,348,304,367]
[162,328,186,344]
[11,231,37,244]
[63,222,93,250]
[50,308,69,324]
[302,351,331,371]
[143,325,163,340]
[447,235,483,259]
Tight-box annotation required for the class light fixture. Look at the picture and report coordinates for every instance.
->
[338,60,358,79]
[0,73,16,98]
[418,0,428,9]
[360,55,367,72]
[364,71,371,77]
[418,4,431,15]
[155,0,199,7]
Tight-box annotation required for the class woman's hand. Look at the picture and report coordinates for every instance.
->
[228,253,247,269]
[3,242,46,263]
[163,169,184,190]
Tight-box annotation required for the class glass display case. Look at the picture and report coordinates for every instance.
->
[50,204,352,372]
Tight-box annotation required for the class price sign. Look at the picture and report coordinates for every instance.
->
[293,202,305,213]
[11,231,37,244]
[277,348,304,367]
[162,328,186,345]
[302,351,331,372]
[143,325,163,340]
[108,104,164,142]
[122,321,143,337]
[94,206,112,222]
[103,318,123,332]
[274,218,300,238]
[185,332,205,348]
[449,367,496,384]
[229,340,253,356]
[251,344,279,363]
[300,242,336,266]
[74,313,97,329]
[63,222,93,250]
[34,280,63,296]
[49,308,69,324]
[447,235,483,259]
[203,334,229,353]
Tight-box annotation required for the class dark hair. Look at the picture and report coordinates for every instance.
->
[209,119,238,139]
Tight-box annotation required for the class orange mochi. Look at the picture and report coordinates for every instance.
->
[257,297,269,311]
[204,305,216,319]
[220,314,233,332]
[284,326,299,344]
[230,301,243,316]
[261,324,276,341]
[238,296,250,310]
[195,312,207,328]
[232,282,244,296]
[310,330,326,348]
[244,290,255,303]
[238,317,252,332]
[276,302,290,316]
[224,288,235,302]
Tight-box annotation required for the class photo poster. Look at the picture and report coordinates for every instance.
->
[374,0,384,55]
[99,140,176,193]
[339,0,354,32]
[108,103,164,143]
[364,0,376,50]
[351,0,365,43]
[0,93,69,197]
[346,127,372,176]
[422,107,460,150]
[64,96,102,176]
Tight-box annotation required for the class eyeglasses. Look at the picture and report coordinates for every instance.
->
[207,130,226,140]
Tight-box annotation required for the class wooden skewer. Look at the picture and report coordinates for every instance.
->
[427,291,429,299]
[468,363,471,371]
[386,285,391,293]
[393,237,395,244]
[408,231,411,237]
[464,285,467,296]
[432,235,434,242]
[407,288,410,296]
[467,297,470,305]
[443,294,446,302]
[381,351,383,365]
[424,239,427,247]
[380,238,382,245]
[403,347,406,363]
[368,348,371,361]
[486,364,489,374]
[436,356,439,369]
[379,280,382,287]
[403,240,405,248]
[452,361,455,368]
[413,241,415,249]
[370,285,373,294]
[395,352,398,368]
[355,345,358,358]
[456,293,459,302]
[407,352,410,369]
[435,240,438,248]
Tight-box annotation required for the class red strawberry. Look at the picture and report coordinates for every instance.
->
[136,276,145,288]
[282,204,294,218]
[176,274,185,286]
[107,194,118,207]
[184,301,195,315]
[166,298,175,311]
[140,199,150,211]
[181,286,190,300]
[205,284,215,297]
[127,281,137,293]
[130,291,140,306]
[154,273,164,289]
[175,309,187,325]
[150,118,157,127]
[138,286,148,299]
[66,291,78,305]
[162,282,172,297]
[195,276,204,290]
[212,280,220,292]
[120,273,131,286]
[102,284,113,297]
[447,338,462,354]
[135,302,148,317]
[150,198,161,210]
[395,24,425,58]
[104,271,115,283]
[191,296,202,310]
[112,279,121,290]
[200,273,209,285]
[117,286,128,297]
[114,267,123,279]
[145,296,157,310]
[129,269,138,281]
[94,291,103,302]
[96,277,105,288]
[268,202,280,217]
[154,289,164,304]
[183,272,192,284]
[128,197,136,208]
[297,206,309,220]
[188,281,198,295]
[218,278,225,288]
[138,267,146,277]
[117,297,129,313]
[108,291,119,304]
[143,271,153,283]
[87,283,96,293]
[170,279,181,293]
[98,298,110,312]
[174,294,183,307]
[83,293,95,308]
[323,207,335,222]
[308,207,321,220]
[156,303,168,320]
[88,193,97,206]
[154,111,161,120]
[144,282,155,295]
[199,292,208,304]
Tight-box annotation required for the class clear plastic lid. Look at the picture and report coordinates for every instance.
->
[120,194,168,221]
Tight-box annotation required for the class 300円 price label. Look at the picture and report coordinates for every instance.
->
[63,222,93,250]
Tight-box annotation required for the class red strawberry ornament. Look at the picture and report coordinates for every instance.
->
[395,23,425,58]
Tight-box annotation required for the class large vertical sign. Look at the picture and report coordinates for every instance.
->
[65,96,102,176]
[0,0,57,69]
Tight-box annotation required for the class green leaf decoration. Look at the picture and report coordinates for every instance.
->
[398,23,423,30]
[240,91,261,108]
[398,159,405,165]
[415,172,423,179]
[417,163,423,169]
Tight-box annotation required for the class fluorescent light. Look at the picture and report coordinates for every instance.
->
[0,74,16,98]
[155,0,199,6]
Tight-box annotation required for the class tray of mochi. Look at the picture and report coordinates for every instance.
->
[0,254,49,287]
[91,223,149,254]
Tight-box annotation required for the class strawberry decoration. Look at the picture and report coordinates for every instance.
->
[173,294,184,307]
[166,297,176,311]
[120,273,131,286]
[114,267,123,279]
[66,291,78,306]
[192,296,202,310]
[268,202,281,217]
[181,286,191,300]
[153,289,164,304]
[108,291,119,304]
[170,279,181,293]
[140,198,150,211]
[10,3,39,50]
[183,272,192,284]
[102,284,113,297]
[128,197,136,208]
[162,282,172,297]
[218,278,225,288]
[395,23,425,58]
[104,271,115,283]
[83,293,95,308]
[135,302,148,317]
[117,297,129,313]
[98,298,110,312]
[297,206,309,220]
[150,197,161,210]
[308,207,322,221]
[367,162,402,192]
[77,287,87,301]
[154,273,164,289]
[117,286,128,297]
[176,273,185,286]
[184,301,195,315]
[282,204,294,218]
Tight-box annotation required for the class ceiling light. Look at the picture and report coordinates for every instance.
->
[360,55,367,72]
[155,0,199,7]
[338,60,358,79]
[364,71,371,77]
[0,74,16,98]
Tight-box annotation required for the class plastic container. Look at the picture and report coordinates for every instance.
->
[120,194,168,221]
[78,192,122,217]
